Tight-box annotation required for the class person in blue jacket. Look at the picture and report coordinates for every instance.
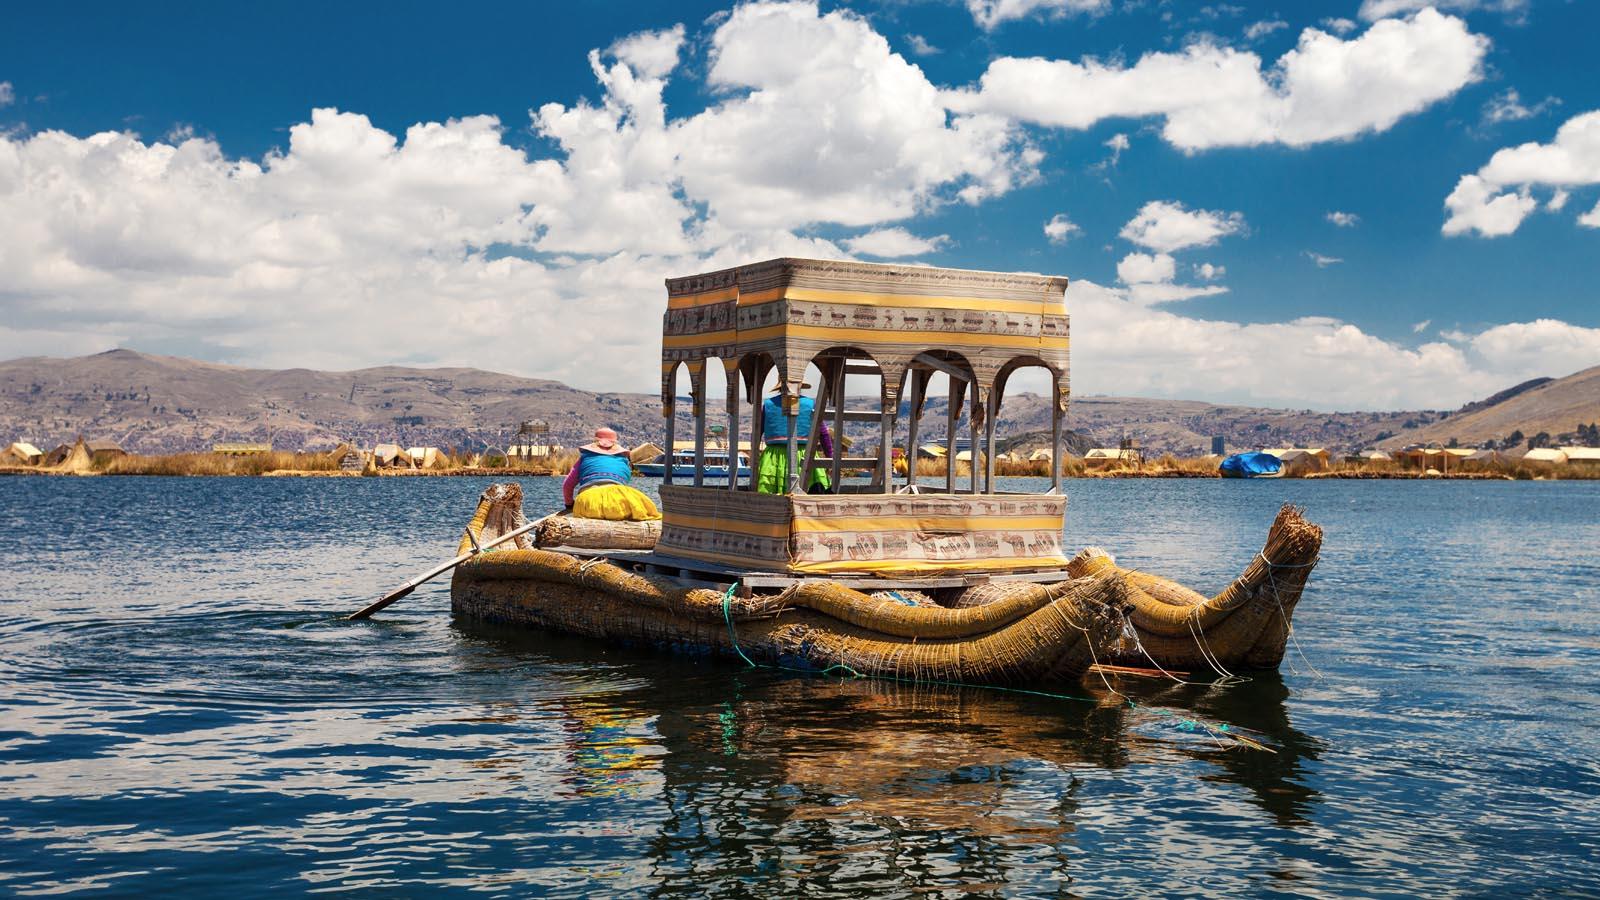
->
[758,384,833,494]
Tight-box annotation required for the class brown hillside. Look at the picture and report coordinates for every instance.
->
[1402,364,1600,447]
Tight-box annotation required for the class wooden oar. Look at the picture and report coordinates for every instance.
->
[347,514,551,621]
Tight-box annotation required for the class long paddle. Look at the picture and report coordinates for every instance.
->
[347,514,552,620]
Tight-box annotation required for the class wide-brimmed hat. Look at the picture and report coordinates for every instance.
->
[582,427,627,454]
[770,382,813,393]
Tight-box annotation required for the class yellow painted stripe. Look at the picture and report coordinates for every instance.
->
[663,512,790,538]
[666,286,739,309]
[663,329,739,349]
[789,555,1070,575]
[782,287,1059,315]
[656,543,784,569]
[791,515,1065,534]
[737,323,1069,352]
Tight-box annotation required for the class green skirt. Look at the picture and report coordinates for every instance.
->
[757,444,832,494]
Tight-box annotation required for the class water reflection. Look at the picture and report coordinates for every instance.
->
[3,476,1597,896]
[457,619,1324,895]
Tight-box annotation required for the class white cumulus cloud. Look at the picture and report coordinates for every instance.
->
[1326,210,1360,227]
[949,9,1487,152]
[1244,19,1288,41]
[0,82,14,108]
[1358,0,1528,24]
[1043,213,1081,244]
[966,0,1109,30]
[1120,200,1244,252]
[1069,280,1600,410]
[1117,251,1176,284]
[1480,88,1559,127]
[1306,251,1343,267]
[1442,110,1600,237]
[843,227,948,257]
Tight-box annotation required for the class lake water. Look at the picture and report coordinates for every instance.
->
[1,475,1597,897]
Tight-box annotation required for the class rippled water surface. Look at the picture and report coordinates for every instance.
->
[2,476,1598,897]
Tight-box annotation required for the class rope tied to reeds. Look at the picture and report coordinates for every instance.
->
[716,578,1272,752]
[1258,549,1325,680]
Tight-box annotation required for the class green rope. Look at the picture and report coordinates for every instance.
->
[721,582,758,669]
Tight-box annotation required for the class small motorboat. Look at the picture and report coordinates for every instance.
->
[636,448,752,480]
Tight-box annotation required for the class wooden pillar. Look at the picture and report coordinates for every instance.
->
[663,395,677,486]
[946,378,960,494]
[749,359,766,491]
[726,366,740,493]
[692,367,707,488]
[784,386,800,494]
[829,360,845,493]
[904,369,924,492]
[969,382,981,495]
[800,370,828,491]
[878,380,893,494]
[984,385,998,494]
[1050,379,1063,494]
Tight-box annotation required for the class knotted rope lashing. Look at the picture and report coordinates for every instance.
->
[718,579,1271,752]
[1259,550,1324,680]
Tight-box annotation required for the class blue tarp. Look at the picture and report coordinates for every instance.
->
[1219,451,1282,478]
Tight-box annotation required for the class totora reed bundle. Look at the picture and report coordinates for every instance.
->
[451,485,1130,685]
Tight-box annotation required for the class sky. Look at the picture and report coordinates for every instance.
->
[1,0,1597,411]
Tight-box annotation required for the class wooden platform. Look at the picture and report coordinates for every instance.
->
[539,545,1074,593]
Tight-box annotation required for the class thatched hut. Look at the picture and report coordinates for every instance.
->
[1560,446,1600,467]
[629,442,664,464]
[85,440,126,465]
[3,441,43,465]
[1266,448,1330,475]
[374,443,412,468]
[56,438,96,473]
[408,446,449,469]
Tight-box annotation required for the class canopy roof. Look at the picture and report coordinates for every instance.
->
[662,257,1068,406]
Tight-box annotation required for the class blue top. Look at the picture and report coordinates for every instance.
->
[762,394,814,444]
[574,448,633,493]
[1219,451,1282,478]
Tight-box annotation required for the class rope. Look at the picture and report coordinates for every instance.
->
[721,581,758,669]
[1260,551,1325,681]
[719,579,1270,753]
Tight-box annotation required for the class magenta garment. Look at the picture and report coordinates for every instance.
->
[818,421,834,457]
[561,465,580,506]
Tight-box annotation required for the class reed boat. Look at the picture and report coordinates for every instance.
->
[449,258,1323,684]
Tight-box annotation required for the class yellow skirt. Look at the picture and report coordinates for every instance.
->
[573,483,661,521]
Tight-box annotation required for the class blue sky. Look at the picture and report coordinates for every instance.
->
[1,0,1597,410]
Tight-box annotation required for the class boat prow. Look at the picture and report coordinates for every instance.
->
[1067,504,1324,673]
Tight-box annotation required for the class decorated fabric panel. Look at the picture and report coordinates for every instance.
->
[788,494,1068,576]
[661,258,1069,390]
[655,485,792,569]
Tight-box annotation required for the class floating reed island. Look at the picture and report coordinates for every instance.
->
[438,258,1327,688]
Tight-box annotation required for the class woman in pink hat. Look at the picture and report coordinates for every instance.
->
[562,427,661,521]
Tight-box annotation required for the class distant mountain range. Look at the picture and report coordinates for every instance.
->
[2,349,1596,456]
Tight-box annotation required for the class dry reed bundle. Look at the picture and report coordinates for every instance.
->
[1066,503,1323,671]
[535,515,660,550]
[451,483,1131,685]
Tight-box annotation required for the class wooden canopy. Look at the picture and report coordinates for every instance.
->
[659,257,1071,497]
[662,257,1068,405]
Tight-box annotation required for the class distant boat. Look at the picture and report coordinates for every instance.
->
[636,448,752,480]
[1219,451,1284,478]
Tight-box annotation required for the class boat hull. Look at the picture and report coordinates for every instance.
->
[448,486,1323,682]
[451,546,1128,686]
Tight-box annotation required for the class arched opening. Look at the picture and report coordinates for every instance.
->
[798,346,885,494]
[899,350,979,495]
[989,357,1067,493]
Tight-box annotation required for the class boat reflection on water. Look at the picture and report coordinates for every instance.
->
[454,619,1323,890]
